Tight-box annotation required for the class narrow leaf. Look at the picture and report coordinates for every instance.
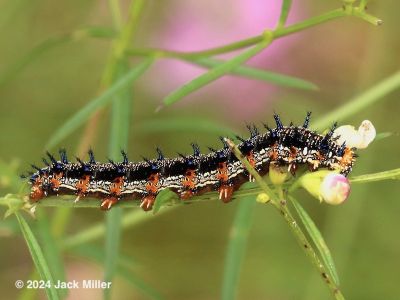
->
[153,189,179,214]
[190,57,318,91]
[104,59,132,300]
[278,0,293,27]
[46,57,153,149]
[0,36,70,88]
[290,197,340,285]
[15,212,60,300]
[350,168,400,184]
[104,207,122,300]
[375,131,393,141]
[36,211,67,298]
[0,27,116,88]
[221,197,256,300]
[313,70,400,130]
[163,39,271,107]
[136,117,235,136]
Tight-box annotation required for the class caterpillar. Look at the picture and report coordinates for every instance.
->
[25,113,356,211]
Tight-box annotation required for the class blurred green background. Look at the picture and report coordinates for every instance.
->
[0,0,399,299]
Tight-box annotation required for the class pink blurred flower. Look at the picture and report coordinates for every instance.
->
[144,0,303,118]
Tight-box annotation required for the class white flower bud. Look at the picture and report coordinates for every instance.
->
[320,173,350,205]
[333,120,376,149]
[297,171,350,205]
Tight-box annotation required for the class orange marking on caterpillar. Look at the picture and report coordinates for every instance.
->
[182,169,196,190]
[246,151,256,182]
[216,162,229,182]
[145,173,159,194]
[181,169,197,199]
[74,174,91,203]
[216,162,233,202]
[340,147,354,168]
[50,172,63,191]
[30,177,44,202]
[269,143,279,160]
[110,176,124,196]
[76,175,90,194]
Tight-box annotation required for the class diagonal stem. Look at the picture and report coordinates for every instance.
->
[225,138,345,300]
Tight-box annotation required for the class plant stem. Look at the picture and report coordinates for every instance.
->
[225,138,345,300]
[109,0,123,30]
[273,8,346,38]
[102,2,146,299]
[276,197,345,300]
[313,70,400,130]
[126,6,378,60]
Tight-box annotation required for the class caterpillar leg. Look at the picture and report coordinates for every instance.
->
[218,184,234,203]
[140,195,155,211]
[100,196,118,210]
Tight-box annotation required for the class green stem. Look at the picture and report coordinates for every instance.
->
[359,0,369,11]
[102,0,145,86]
[274,8,346,38]
[277,196,345,300]
[352,9,383,26]
[109,0,122,30]
[225,139,345,300]
[221,197,256,300]
[313,70,400,130]
[27,166,400,210]
[126,7,379,60]
[102,2,146,299]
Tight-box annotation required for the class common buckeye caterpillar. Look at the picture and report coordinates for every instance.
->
[26,113,356,211]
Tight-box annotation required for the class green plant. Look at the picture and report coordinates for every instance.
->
[0,1,399,300]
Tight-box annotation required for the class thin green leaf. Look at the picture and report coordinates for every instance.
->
[313,70,400,130]
[0,36,70,88]
[221,197,256,300]
[375,131,394,141]
[104,207,122,300]
[163,39,271,107]
[108,61,132,154]
[278,0,293,27]
[46,57,153,149]
[136,117,235,136]
[15,212,59,300]
[152,189,179,214]
[290,197,340,285]
[36,211,67,299]
[73,26,116,39]
[350,168,400,184]
[0,27,116,88]
[189,57,318,91]
[104,59,132,300]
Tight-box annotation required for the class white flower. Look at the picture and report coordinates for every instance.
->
[333,120,376,149]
